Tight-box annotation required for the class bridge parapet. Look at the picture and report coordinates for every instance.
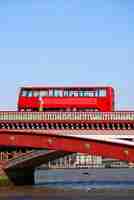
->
[0,111,134,122]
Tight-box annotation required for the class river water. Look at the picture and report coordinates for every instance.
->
[1,168,134,199]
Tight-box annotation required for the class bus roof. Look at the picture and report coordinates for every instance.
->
[20,86,114,90]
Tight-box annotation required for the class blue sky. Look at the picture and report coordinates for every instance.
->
[0,0,132,110]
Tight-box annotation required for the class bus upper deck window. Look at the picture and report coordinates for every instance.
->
[49,89,53,96]
[87,91,94,97]
[21,90,28,97]
[79,91,84,96]
[68,91,78,96]
[27,90,33,97]
[40,90,48,97]
[73,91,78,96]
[33,91,40,97]
[28,90,33,97]
[99,89,106,97]
[53,89,63,97]
[94,90,99,97]
[83,91,89,96]
[63,90,69,96]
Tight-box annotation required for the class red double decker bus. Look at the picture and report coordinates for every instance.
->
[18,86,115,112]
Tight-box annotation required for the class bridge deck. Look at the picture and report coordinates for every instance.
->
[0,112,134,130]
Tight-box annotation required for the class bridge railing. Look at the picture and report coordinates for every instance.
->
[0,111,134,121]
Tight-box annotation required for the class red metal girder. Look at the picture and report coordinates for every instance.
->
[0,131,134,162]
[1,128,134,136]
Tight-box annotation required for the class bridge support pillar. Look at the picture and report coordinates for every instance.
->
[5,168,35,185]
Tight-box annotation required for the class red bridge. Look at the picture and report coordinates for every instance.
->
[1,111,134,185]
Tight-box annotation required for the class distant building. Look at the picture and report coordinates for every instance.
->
[47,153,103,168]
[75,153,102,168]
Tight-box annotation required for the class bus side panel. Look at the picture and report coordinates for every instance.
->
[18,96,111,111]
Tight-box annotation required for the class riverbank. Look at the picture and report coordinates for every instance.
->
[0,166,11,186]
[0,176,11,186]
[0,186,134,200]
